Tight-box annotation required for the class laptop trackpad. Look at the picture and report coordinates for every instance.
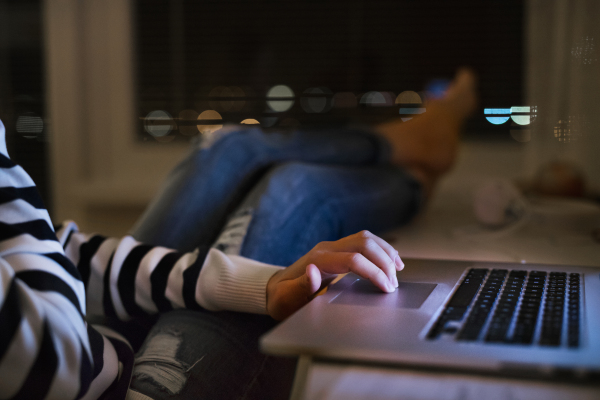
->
[331,279,437,309]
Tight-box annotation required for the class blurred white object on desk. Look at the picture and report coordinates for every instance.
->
[385,141,600,267]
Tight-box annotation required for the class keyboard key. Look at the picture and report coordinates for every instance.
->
[428,269,489,339]
[430,268,580,348]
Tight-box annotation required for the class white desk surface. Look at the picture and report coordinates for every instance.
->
[297,141,600,400]
[303,362,600,400]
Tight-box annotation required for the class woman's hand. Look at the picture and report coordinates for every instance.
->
[266,230,404,320]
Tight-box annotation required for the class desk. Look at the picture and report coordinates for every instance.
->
[268,142,600,400]
[295,360,600,400]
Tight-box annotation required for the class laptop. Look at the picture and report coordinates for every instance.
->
[260,258,600,381]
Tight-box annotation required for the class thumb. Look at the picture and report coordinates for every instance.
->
[287,264,322,303]
[270,264,322,320]
[303,263,322,295]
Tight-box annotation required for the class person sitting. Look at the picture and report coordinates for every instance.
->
[0,69,476,399]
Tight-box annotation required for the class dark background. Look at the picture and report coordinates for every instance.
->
[136,0,524,137]
[0,0,48,208]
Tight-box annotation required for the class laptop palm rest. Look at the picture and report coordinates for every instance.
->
[330,279,437,309]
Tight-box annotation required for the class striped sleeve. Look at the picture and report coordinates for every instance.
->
[0,120,130,400]
[56,224,284,320]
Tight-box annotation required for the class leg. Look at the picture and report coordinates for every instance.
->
[131,126,389,252]
[131,69,476,252]
[216,162,422,266]
[375,68,477,195]
[128,310,295,400]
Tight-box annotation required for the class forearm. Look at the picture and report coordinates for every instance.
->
[58,222,283,318]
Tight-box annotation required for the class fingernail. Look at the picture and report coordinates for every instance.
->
[395,255,404,271]
[393,274,399,288]
[385,281,396,292]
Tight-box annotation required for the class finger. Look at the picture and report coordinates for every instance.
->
[359,238,398,287]
[311,252,395,292]
[330,232,397,287]
[271,264,322,320]
[363,232,405,272]
[305,263,322,295]
[350,231,402,272]
[344,252,396,293]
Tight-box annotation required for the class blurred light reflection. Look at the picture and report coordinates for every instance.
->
[15,113,44,139]
[396,91,424,121]
[301,87,333,113]
[144,110,175,137]
[510,106,531,125]
[554,116,585,143]
[197,110,223,135]
[484,108,511,125]
[267,85,295,112]
[396,91,422,104]
[360,91,394,107]
[571,36,597,65]
[209,86,226,110]
[230,86,246,111]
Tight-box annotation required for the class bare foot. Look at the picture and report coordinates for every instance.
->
[374,68,478,195]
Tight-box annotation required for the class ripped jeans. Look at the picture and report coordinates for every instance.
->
[125,126,422,400]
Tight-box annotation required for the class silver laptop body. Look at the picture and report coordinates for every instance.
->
[261,258,600,380]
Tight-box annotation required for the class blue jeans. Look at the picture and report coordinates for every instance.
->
[126,126,422,399]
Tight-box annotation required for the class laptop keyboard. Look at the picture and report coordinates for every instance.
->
[427,268,581,347]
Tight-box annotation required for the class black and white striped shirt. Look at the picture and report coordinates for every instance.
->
[0,120,282,399]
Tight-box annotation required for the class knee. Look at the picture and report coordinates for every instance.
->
[206,128,253,155]
[193,127,274,160]
[243,163,331,222]
[260,162,326,198]
[248,163,360,227]
[130,329,191,397]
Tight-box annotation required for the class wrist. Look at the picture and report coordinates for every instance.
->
[266,269,285,318]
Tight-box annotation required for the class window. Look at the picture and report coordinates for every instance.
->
[135,0,524,142]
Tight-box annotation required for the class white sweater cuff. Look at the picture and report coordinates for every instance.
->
[197,248,284,314]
